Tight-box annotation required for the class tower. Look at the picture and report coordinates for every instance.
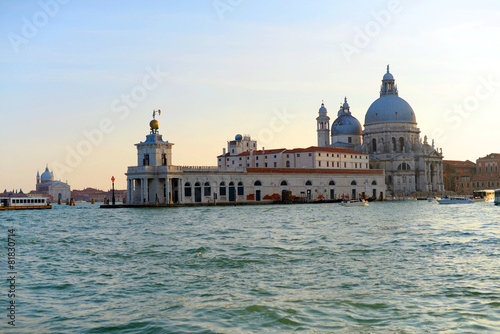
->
[316,101,330,147]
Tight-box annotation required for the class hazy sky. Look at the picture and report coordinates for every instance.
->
[1,0,500,191]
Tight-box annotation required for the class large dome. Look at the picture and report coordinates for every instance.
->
[332,115,362,135]
[365,67,417,125]
[40,166,54,183]
[365,95,416,125]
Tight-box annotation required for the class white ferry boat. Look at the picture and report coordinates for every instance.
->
[473,189,495,202]
[0,197,52,210]
[495,189,500,206]
[437,196,474,205]
[340,199,369,207]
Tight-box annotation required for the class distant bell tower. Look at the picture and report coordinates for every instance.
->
[316,101,330,147]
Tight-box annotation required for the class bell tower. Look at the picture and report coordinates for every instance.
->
[316,101,330,147]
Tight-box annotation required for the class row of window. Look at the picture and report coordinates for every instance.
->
[184,179,377,194]
[142,153,168,166]
[184,181,245,197]
[222,153,367,161]
[477,164,498,172]
[458,181,500,188]
[11,198,45,204]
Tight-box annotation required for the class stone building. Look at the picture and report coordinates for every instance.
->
[35,165,71,201]
[125,112,386,205]
[317,66,444,196]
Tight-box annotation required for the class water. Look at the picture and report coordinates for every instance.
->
[1,201,500,333]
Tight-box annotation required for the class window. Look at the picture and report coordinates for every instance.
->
[256,163,259,167]
[305,180,312,186]
[372,180,377,185]
[162,153,167,166]
[372,138,377,152]
[319,161,321,167]
[237,182,244,196]
[204,182,211,196]
[318,153,321,156]
[344,162,346,168]
[348,137,352,143]
[265,163,268,167]
[143,154,149,166]
[327,161,329,167]
[274,155,277,158]
[337,162,340,167]
[309,153,312,156]
[184,182,192,196]
[351,180,357,186]
[286,161,290,168]
[254,180,262,186]
[280,180,288,186]
[329,180,335,186]
[297,154,301,157]
[274,162,277,167]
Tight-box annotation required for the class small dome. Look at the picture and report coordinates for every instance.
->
[319,102,327,113]
[332,114,362,136]
[235,134,243,141]
[365,95,416,125]
[383,72,394,80]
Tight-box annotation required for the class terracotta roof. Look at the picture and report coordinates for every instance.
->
[246,168,383,175]
[443,160,476,168]
[218,146,367,158]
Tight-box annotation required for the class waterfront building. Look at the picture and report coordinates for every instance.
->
[317,66,445,195]
[125,112,386,205]
[35,165,71,201]
[443,160,476,194]
[471,153,500,190]
[71,188,127,202]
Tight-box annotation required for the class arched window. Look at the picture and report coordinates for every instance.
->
[351,180,357,186]
[372,138,377,152]
[372,180,377,185]
[237,182,244,196]
[280,180,288,186]
[184,182,192,197]
[254,180,262,186]
[286,160,290,168]
[392,137,396,151]
[305,180,312,186]
[388,176,392,183]
[329,180,335,186]
[204,182,211,196]
[399,137,404,152]
[219,182,226,196]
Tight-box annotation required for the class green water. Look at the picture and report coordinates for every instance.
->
[1,201,499,333]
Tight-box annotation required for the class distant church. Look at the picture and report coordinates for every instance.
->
[36,165,71,201]
[316,66,444,195]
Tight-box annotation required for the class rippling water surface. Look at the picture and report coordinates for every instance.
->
[2,201,500,333]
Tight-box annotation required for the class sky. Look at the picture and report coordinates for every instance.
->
[1,0,500,192]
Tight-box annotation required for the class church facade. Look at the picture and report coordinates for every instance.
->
[317,67,444,195]
[35,165,72,201]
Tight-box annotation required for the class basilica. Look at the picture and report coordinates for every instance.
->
[317,66,444,195]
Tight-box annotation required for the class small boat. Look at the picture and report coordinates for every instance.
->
[427,196,441,202]
[0,196,52,210]
[340,199,369,207]
[437,196,473,205]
